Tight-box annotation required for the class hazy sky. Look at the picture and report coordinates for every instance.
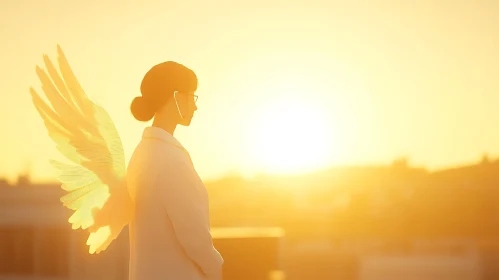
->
[1,0,499,183]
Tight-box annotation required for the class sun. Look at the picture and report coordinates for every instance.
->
[248,96,335,175]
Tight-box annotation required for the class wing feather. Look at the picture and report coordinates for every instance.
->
[56,45,95,118]
[51,162,100,192]
[43,54,77,110]
[36,66,79,124]
[94,105,126,177]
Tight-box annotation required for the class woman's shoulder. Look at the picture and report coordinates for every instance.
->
[143,139,192,166]
[127,141,193,183]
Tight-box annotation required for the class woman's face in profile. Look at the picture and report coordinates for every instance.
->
[175,90,198,126]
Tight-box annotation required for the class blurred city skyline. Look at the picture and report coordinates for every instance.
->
[2,153,498,279]
[0,153,495,185]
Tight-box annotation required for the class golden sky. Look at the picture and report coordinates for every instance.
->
[1,0,499,183]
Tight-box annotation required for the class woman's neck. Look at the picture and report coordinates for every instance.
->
[152,116,177,135]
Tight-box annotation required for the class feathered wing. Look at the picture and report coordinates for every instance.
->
[29,45,134,254]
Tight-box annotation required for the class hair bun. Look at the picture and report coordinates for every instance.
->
[130,96,155,122]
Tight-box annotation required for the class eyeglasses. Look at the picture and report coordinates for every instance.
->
[174,91,198,103]
[191,94,198,103]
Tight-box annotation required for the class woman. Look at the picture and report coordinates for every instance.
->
[30,46,222,279]
[126,61,224,280]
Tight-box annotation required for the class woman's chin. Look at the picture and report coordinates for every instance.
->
[179,117,193,126]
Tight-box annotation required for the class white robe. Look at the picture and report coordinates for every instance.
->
[126,126,224,280]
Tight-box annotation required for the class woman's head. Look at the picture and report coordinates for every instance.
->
[131,61,198,125]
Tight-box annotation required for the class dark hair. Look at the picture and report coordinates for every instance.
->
[131,61,198,122]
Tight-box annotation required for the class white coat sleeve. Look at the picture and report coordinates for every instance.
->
[158,157,224,279]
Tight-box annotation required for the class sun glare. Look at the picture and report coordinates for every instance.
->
[249,96,335,175]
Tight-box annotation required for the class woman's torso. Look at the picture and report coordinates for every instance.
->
[126,136,208,280]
